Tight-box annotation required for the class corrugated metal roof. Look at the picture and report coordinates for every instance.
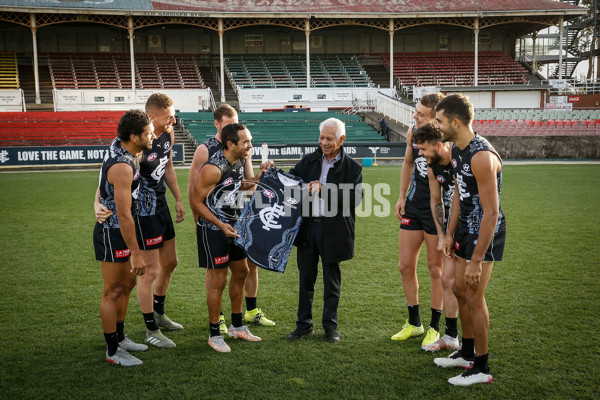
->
[148,0,583,14]
[0,0,152,10]
[0,0,585,14]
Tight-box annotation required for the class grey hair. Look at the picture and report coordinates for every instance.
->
[319,117,346,139]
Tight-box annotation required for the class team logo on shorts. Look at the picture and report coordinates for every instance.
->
[401,217,411,225]
[214,255,229,265]
[147,152,158,162]
[454,241,460,250]
[262,189,275,198]
[223,177,233,186]
[115,249,130,258]
[146,236,163,246]
[452,159,457,168]
[133,170,140,180]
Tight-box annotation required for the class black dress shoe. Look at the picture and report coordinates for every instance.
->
[288,327,314,340]
[324,329,341,342]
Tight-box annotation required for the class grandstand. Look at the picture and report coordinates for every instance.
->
[0,52,19,89]
[382,51,530,88]
[225,54,373,90]
[47,53,206,90]
[473,108,600,136]
[179,111,385,145]
[0,0,597,162]
[0,111,121,146]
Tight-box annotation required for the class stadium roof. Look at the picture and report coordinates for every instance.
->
[0,0,586,17]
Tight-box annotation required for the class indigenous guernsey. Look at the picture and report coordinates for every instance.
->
[197,149,245,230]
[203,136,223,159]
[138,131,172,215]
[98,138,141,229]
[452,134,506,234]
[430,161,454,210]
[407,126,431,207]
[234,168,308,273]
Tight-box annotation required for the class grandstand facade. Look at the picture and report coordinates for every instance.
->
[0,0,586,105]
[0,0,598,164]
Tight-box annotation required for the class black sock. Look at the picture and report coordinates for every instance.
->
[116,321,125,342]
[474,353,490,373]
[143,312,159,331]
[246,296,257,311]
[407,304,421,327]
[210,323,221,337]
[430,308,442,331]
[231,312,243,328]
[104,331,119,356]
[153,294,166,315]
[444,317,458,338]
[461,337,475,359]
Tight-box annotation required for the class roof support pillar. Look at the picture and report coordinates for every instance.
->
[30,14,41,104]
[558,16,564,80]
[219,18,225,103]
[128,17,135,91]
[474,17,479,87]
[532,32,537,74]
[389,18,394,89]
[305,19,311,89]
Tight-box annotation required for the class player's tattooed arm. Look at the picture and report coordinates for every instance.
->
[434,202,445,235]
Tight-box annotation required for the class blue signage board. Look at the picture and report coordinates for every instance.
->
[0,144,184,167]
[249,142,406,161]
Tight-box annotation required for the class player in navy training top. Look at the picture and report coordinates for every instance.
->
[434,93,506,386]
[393,93,447,348]
[412,122,460,353]
[187,104,277,329]
[93,109,153,366]
[190,123,270,353]
[95,93,184,348]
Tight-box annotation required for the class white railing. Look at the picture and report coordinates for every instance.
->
[376,91,414,127]
[543,78,600,95]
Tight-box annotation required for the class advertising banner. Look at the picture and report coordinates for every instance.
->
[0,144,184,167]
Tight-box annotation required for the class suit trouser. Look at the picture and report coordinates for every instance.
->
[296,220,341,331]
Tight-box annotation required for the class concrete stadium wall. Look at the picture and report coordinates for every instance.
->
[487,136,600,160]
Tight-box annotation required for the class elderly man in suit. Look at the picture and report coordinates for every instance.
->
[287,117,363,343]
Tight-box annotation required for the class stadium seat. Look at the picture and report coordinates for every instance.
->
[0,111,122,146]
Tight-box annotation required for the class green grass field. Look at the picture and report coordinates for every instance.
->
[0,164,599,399]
